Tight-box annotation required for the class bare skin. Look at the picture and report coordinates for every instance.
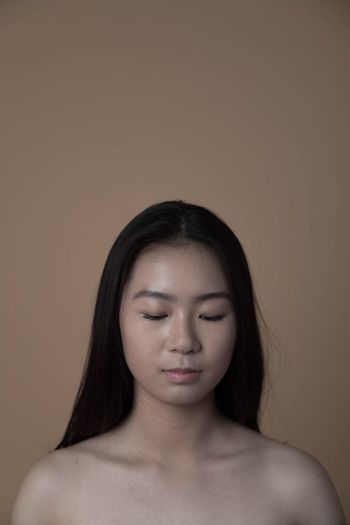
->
[10,244,346,524]
[10,420,346,525]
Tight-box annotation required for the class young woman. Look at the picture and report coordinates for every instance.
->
[11,200,346,524]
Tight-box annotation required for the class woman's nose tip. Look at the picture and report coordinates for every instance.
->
[169,332,201,353]
[167,316,201,353]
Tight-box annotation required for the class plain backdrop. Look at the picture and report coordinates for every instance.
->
[1,1,349,522]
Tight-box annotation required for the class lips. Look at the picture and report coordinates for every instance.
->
[164,369,201,383]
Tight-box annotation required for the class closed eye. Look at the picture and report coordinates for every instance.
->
[200,315,225,322]
[141,314,167,321]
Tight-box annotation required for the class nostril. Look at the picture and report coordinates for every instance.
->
[170,343,200,354]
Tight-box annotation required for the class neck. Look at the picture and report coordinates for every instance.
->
[116,384,233,468]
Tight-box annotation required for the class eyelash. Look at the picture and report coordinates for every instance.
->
[141,314,225,322]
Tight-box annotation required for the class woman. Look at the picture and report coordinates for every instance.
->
[11,200,346,524]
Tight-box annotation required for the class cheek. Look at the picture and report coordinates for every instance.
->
[121,321,159,374]
[209,325,236,369]
[209,322,236,351]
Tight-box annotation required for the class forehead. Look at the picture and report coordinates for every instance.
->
[125,244,228,293]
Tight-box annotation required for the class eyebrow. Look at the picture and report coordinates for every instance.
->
[132,289,233,303]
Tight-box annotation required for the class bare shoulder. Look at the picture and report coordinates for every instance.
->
[10,451,59,525]
[10,447,82,525]
[254,431,346,525]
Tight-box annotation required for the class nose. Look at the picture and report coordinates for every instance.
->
[167,312,201,354]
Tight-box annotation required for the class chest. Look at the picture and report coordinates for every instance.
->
[60,461,291,525]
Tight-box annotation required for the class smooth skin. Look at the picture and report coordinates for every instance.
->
[10,244,346,524]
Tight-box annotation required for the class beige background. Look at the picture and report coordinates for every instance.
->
[1,1,349,522]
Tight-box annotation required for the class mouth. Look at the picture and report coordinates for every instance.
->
[163,369,201,383]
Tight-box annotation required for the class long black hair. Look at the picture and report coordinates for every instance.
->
[54,199,268,449]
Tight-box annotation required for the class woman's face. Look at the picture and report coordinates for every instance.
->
[119,243,237,407]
